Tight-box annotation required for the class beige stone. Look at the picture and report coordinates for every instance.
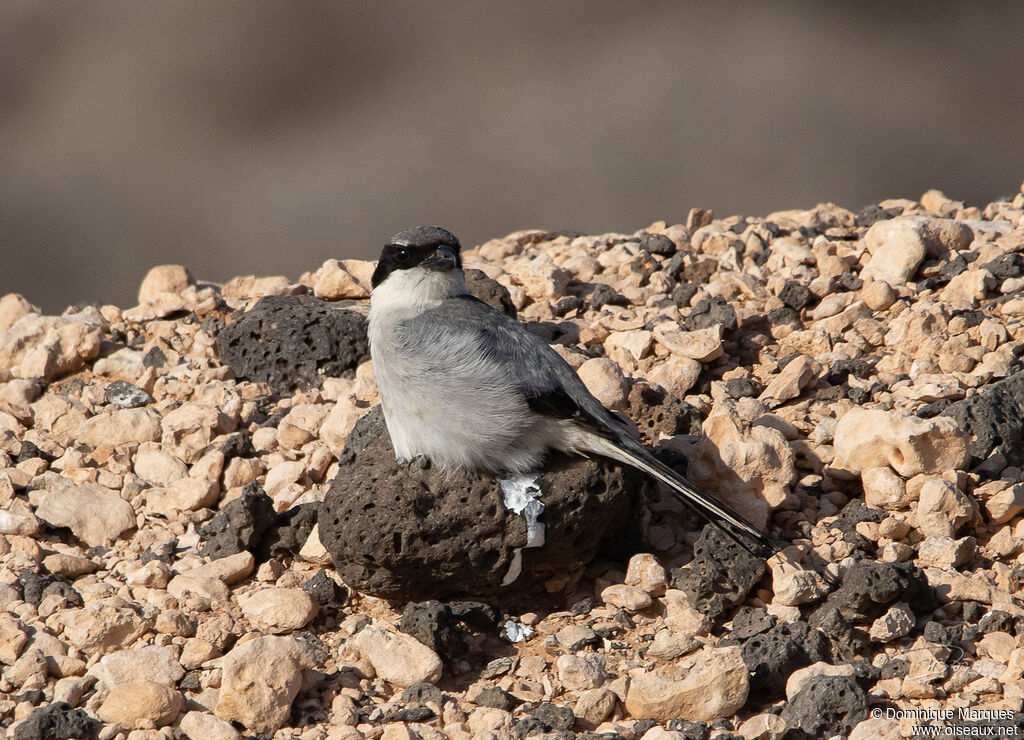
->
[862,466,913,510]
[350,626,443,687]
[59,597,148,655]
[577,357,629,410]
[653,323,723,362]
[277,403,330,450]
[916,479,975,538]
[784,661,857,701]
[624,553,667,596]
[556,653,607,690]
[161,403,236,463]
[868,602,915,642]
[0,613,27,665]
[758,356,817,408]
[916,536,975,569]
[832,408,969,477]
[179,710,242,740]
[940,269,990,306]
[625,646,748,722]
[181,551,254,585]
[737,712,787,740]
[313,259,372,300]
[0,294,35,333]
[601,584,653,611]
[89,645,184,692]
[862,217,927,285]
[237,588,318,634]
[647,355,702,397]
[138,265,194,303]
[146,477,219,517]
[215,636,315,733]
[31,481,136,546]
[574,688,617,728]
[99,680,183,729]
[986,483,1024,524]
[133,446,188,487]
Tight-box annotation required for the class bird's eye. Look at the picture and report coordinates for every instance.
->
[394,248,411,263]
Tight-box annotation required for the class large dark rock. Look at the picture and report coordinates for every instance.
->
[670,526,765,620]
[741,620,830,696]
[919,370,1024,466]
[13,702,101,740]
[464,268,517,318]
[215,294,369,393]
[780,675,867,739]
[198,483,276,560]
[681,294,737,332]
[318,406,647,601]
[258,502,321,561]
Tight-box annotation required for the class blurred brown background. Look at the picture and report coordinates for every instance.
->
[2,2,1023,313]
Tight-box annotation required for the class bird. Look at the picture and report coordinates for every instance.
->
[368,225,774,556]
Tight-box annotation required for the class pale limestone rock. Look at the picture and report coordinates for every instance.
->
[915,536,975,569]
[758,355,818,408]
[138,265,194,303]
[133,446,188,487]
[862,217,927,285]
[89,645,184,692]
[832,408,969,477]
[915,479,976,538]
[577,357,629,411]
[662,590,711,636]
[222,456,263,489]
[98,680,183,729]
[59,596,148,655]
[179,710,242,740]
[320,400,369,456]
[298,524,334,565]
[146,477,219,517]
[647,355,702,397]
[125,561,172,588]
[859,280,897,311]
[868,602,915,642]
[0,294,35,333]
[924,567,993,604]
[737,712,788,740]
[180,551,254,585]
[600,584,653,611]
[556,653,607,690]
[978,631,1016,663]
[770,556,828,606]
[215,636,315,733]
[625,647,748,722]
[313,259,372,300]
[573,688,617,728]
[653,323,723,362]
[0,613,27,664]
[31,481,136,546]
[640,729,687,740]
[167,574,231,604]
[645,629,700,660]
[350,626,443,687]
[940,269,990,306]
[161,403,236,463]
[605,330,653,364]
[624,553,667,596]
[237,588,318,634]
[861,466,913,510]
[686,402,794,528]
[986,483,1024,524]
[0,508,40,536]
[277,403,330,450]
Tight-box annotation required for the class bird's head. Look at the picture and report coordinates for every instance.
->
[371,226,462,288]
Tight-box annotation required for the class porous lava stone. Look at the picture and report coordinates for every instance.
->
[318,407,648,601]
[215,294,369,393]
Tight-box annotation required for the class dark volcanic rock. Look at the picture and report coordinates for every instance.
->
[515,704,575,736]
[464,268,517,318]
[19,569,81,608]
[778,281,811,311]
[982,252,1024,279]
[13,702,101,740]
[215,294,369,393]
[473,686,519,710]
[628,381,702,442]
[681,295,737,332]
[104,379,153,408]
[198,483,276,560]
[318,406,647,601]
[302,569,348,607]
[918,370,1024,466]
[741,620,830,696]
[259,502,320,561]
[639,232,678,256]
[399,601,466,660]
[780,675,867,739]
[670,526,765,620]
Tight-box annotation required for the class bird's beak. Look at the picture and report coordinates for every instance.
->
[421,244,459,272]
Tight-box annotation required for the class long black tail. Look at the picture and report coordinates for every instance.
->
[586,433,778,558]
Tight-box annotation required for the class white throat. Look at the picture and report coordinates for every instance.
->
[369,267,468,317]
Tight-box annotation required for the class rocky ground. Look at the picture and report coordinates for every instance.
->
[2,184,1024,740]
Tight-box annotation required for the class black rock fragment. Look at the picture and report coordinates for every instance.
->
[198,483,275,560]
[724,377,764,400]
[740,620,830,696]
[18,569,81,608]
[855,204,904,227]
[671,282,700,308]
[142,346,166,368]
[584,283,629,311]
[981,252,1024,279]
[215,294,369,393]
[104,380,153,408]
[918,370,1024,466]
[778,281,811,311]
[473,686,519,710]
[730,606,776,640]
[302,569,348,607]
[670,526,765,620]
[464,268,517,318]
[780,675,867,739]
[258,502,320,561]
[318,406,646,601]
[681,295,737,332]
[13,702,101,740]
[515,704,575,737]
[628,382,702,442]
[639,232,678,256]
[399,601,466,661]
[16,441,54,464]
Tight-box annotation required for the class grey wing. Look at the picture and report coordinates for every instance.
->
[397,295,627,438]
